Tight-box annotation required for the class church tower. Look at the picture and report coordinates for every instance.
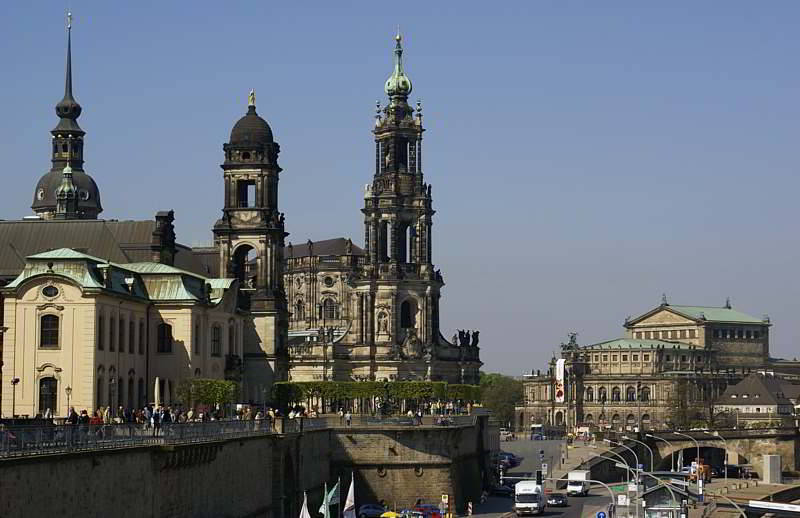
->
[213,91,289,398]
[32,13,102,220]
[354,32,448,380]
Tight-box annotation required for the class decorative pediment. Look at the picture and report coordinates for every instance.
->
[629,307,696,326]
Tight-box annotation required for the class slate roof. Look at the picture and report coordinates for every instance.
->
[717,373,796,406]
[287,237,364,258]
[583,338,696,351]
[0,219,214,280]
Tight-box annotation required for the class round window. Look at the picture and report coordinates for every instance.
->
[37,188,45,200]
[324,276,335,288]
[79,189,90,201]
[42,286,59,298]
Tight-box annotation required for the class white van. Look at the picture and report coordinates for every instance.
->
[514,480,545,515]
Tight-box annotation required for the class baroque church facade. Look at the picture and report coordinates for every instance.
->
[0,23,480,417]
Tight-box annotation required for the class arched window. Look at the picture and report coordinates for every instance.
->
[211,325,222,356]
[295,299,305,320]
[98,314,105,350]
[611,414,621,425]
[322,298,338,320]
[40,315,60,348]
[598,387,607,402]
[641,414,651,430]
[585,414,593,424]
[194,368,201,377]
[400,299,417,329]
[626,414,636,426]
[128,320,135,354]
[137,378,145,408]
[228,325,236,355]
[108,368,116,410]
[641,387,651,402]
[157,323,172,353]
[39,377,57,415]
[117,378,124,409]
[611,387,621,402]
[555,411,564,426]
[585,387,594,402]
[626,387,636,402]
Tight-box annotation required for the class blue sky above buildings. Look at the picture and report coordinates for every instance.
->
[1,1,799,374]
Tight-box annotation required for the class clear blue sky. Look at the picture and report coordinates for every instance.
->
[2,2,799,374]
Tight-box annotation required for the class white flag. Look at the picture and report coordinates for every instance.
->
[343,474,356,518]
[299,492,312,518]
[318,482,329,518]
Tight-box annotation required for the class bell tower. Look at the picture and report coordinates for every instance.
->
[213,91,288,396]
[355,32,445,380]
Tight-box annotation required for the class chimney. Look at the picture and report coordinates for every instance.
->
[151,210,176,265]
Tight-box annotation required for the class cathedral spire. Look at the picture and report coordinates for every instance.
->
[54,11,83,132]
[384,29,412,101]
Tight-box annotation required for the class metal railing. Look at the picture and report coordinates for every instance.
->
[1,413,477,457]
[0,420,273,459]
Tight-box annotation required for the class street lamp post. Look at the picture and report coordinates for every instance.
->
[65,385,72,416]
[646,433,676,472]
[605,438,641,518]
[624,435,655,472]
[10,377,20,418]
[702,431,728,483]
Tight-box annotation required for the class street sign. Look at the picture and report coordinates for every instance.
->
[596,512,606,518]
[542,463,548,475]
[628,483,637,492]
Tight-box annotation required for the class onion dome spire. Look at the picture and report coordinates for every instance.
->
[384,28,412,100]
[54,12,83,133]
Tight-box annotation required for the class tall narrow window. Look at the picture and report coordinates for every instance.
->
[129,320,135,354]
[109,317,116,352]
[98,314,105,350]
[211,325,222,356]
[228,325,236,355]
[157,323,173,353]
[194,322,200,355]
[138,320,145,355]
[97,376,104,409]
[138,378,145,408]
[40,315,60,348]
[295,300,305,320]
[128,378,134,409]
[38,377,58,415]
[119,317,126,353]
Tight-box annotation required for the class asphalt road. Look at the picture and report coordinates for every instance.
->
[470,439,613,518]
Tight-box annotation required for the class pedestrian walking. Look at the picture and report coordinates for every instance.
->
[345,410,352,427]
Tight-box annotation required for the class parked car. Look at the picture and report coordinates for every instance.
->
[359,504,386,518]
[546,492,568,507]
[531,433,544,440]
[413,503,443,517]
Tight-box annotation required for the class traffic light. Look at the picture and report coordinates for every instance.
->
[536,470,543,485]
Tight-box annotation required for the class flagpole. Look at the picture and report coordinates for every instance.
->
[338,476,342,518]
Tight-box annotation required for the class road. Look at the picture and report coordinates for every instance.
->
[470,439,614,518]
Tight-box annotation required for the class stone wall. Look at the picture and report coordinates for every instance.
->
[0,419,492,517]
[330,423,486,514]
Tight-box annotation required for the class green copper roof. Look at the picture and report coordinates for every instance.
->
[583,338,696,351]
[667,305,764,324]
[28,247,108,263]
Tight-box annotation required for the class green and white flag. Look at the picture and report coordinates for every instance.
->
[318,479,340,518]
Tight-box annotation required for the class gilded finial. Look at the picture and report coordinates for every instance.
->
[67,11,72,30]
[396,25,402,43]
[248,89,256,107]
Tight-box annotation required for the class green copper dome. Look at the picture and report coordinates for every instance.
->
[384,33,412,98]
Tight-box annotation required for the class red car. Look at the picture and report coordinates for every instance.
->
[413,504,443,518]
